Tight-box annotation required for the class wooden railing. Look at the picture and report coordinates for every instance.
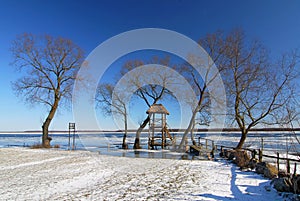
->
[197,136,300,174]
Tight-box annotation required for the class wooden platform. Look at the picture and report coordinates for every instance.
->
[190,145,211,155]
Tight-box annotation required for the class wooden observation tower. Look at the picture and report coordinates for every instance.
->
[147,104,173,149]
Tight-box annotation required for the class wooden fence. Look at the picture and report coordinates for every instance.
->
[197,137,300,174]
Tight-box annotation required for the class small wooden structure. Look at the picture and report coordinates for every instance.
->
[68,122,76,150]
[147,104,173,149]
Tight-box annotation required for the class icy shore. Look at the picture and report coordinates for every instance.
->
[0,148,284,200]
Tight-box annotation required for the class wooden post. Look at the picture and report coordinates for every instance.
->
[251,150,256,159]
[148,114,151,149]
[198,137,201,146]
[148,137,150,149]
[210,149,214,159]
[72,130,75,150]
[68,128,71,150]
[294,163,297,176]
[287,159,290,174]
[205,139,208,150]
[69,123,75,150]
[162,130,165,149]
[259,149,263,162]
[277,152,280,172]
[221,146,224,157]
[161,114,164,149]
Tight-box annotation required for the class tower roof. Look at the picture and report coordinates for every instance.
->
[146,104,169,115]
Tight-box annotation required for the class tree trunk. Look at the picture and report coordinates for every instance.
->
[179,87,205,150]
[179,96,204,149]
[42,120,52,148]
[191,118,196,145]
[122,113,128,149]
[236,130,247,149]
[133,116,150,149]
[42,97,59,148]
[122,133,128,149]
[179,108,198,149]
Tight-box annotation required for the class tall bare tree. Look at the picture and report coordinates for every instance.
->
[11,33,84,147]
[178,31,228,148]
[222,29,298,149]
[180,29,298,150]
[96,83,129,149]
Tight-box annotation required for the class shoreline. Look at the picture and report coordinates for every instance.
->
[0,147,285,200]
[1,128,300,134]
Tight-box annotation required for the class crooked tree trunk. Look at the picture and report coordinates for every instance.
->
[133,116,150,149]
[179,107,199,150]
[236,130,248,149]
[42,97,59,148]
[179,91,205,150]
[191,118,196,145]
[42,120,51,148]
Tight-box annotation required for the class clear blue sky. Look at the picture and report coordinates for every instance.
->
[0,0,300,131]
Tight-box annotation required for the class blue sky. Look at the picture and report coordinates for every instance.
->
[0,0,300,131]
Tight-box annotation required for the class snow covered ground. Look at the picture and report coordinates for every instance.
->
[0,148,287,200]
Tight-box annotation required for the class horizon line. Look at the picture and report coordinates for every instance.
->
[1,127,300,134]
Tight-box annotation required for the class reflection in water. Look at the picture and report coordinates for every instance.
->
[93,146,199,160]
[134,150,140,158]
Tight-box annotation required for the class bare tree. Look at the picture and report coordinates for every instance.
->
[179,29,299,151]
[96,83,129,149]
[178,31,228,149]
[11,33,84,147]
[223,29,298,149]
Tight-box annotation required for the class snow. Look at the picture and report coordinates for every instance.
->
[0,148,285,200]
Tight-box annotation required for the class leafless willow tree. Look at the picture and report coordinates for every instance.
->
[178,31,228,149]
[180,29,299,150]
[11,33,84,147]
[222,29,299,149]
[96,83,129,149]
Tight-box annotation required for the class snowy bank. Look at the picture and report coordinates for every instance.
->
[0,148,284,200]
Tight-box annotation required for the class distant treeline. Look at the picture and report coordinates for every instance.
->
[1,127,299,134]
